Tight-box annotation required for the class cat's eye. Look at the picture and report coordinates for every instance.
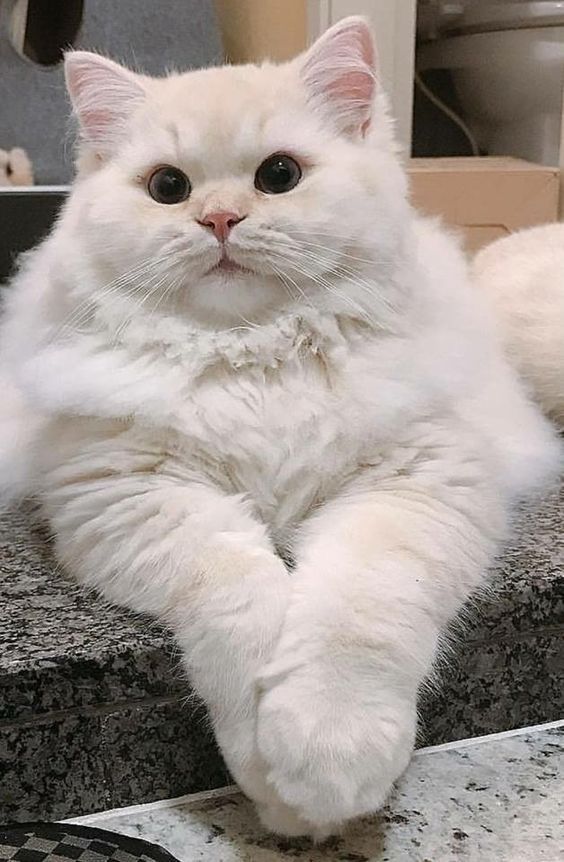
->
[147,166,191,204]
[254,154,302,195]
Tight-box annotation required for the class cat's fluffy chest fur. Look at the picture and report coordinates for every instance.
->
[33,306,411,537]
[185,355,355,527]
[167,337,395,536]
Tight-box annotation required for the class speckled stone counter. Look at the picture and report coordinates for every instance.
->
[421,476,564,745]
[0,506,228,822]
[1,477,563,822]
[67,722,564,862]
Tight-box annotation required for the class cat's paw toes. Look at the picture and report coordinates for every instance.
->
[256,671,415,830]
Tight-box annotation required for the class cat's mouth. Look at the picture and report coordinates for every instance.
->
[207,252,253,276]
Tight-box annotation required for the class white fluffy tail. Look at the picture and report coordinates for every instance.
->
[473,224,564,427]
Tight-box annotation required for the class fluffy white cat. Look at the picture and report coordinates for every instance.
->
[473,223,564,425]
[0,17,560,837]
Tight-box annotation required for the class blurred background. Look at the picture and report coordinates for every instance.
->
[2,1,563,274]
[4,1,564,182]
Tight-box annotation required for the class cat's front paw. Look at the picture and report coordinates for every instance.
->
[256,665,416,832]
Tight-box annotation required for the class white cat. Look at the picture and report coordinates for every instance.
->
[473,223,564,425]
[0,17,560,837]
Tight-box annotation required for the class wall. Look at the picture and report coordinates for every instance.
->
[216,0,416,153]
[215,0,308,63]
[0,0,222,184]
[314,0,417,153]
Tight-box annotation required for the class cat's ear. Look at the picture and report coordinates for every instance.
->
[64,52,146,154]
[298,16,377,137]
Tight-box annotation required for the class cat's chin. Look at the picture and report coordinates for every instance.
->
[182,269,293,328]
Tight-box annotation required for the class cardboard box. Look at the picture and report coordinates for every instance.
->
[407,157,560,254]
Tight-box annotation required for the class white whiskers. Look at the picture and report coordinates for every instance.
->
[264,233,398,330]
[51,254,181,347]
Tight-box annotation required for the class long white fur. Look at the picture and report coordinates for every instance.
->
[0,17,560,837]
[473,223,564,425]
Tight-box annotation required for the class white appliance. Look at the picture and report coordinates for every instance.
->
[418,1,564,165]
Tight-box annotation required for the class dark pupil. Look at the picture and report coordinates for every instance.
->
[149,167,189,204]
[256,155,301,194]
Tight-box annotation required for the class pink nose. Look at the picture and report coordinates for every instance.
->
[198,211,245,243]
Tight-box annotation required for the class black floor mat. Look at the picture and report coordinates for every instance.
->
[0,822,180,862]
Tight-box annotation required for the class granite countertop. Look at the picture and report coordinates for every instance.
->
[1,505,178,723]
[67,720,564,862]
[0,506,228,821]
[1,477,563,821]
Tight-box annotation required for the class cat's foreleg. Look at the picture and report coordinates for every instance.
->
[45,450,301,821]
[256,445,505,834]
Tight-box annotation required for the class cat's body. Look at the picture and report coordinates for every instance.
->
[473,223,564,425]
[0,19,560,837]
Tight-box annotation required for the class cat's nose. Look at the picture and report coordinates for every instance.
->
[198,211,246,243]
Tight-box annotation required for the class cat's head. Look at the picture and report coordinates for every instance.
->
[64,17,408,328]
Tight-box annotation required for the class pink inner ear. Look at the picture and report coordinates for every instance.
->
[84,108,114,136]
[65,52,145,150]
[68,66,111,135]
[301,17,377,135]
[348,18,376,71]
[326,68,374,105]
